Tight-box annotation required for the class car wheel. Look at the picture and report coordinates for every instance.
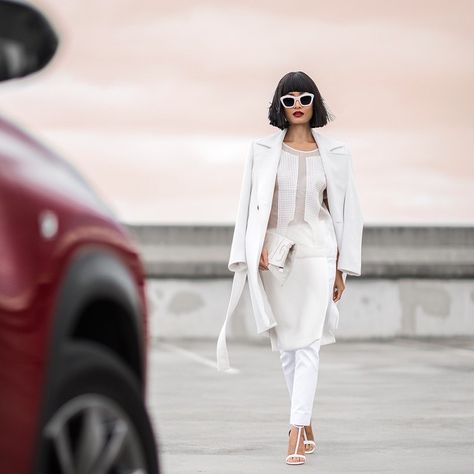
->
[36,340,159,474]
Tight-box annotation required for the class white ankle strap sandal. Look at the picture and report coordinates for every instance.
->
[286,425,306,465]
[288,424,317,454]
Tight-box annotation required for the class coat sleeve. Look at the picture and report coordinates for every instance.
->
[337,152,364,277]
[228,141,254,272]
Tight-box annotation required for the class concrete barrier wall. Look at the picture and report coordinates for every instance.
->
[124,224,474,278]
[123,224,474,341]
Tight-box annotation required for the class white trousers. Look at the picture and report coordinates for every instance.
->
[279,337,322,426]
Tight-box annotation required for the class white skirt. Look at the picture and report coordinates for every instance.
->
[259,221,338,352]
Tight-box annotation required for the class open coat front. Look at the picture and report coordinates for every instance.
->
[216,127,364,372]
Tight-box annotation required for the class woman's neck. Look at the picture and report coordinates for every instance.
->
[283,124,315,145]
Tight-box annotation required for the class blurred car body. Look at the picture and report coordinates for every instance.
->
[0,1,160,472]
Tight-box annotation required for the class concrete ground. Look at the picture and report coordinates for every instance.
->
[146,337,474,474]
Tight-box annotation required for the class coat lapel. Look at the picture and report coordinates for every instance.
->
[254,128,286,205]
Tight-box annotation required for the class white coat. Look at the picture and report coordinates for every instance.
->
[216,127,364,372]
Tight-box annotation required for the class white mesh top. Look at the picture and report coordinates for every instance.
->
[266,142,337,258]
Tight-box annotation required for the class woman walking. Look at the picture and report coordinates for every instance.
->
[216,71,363,466]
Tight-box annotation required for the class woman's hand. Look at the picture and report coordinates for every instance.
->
[259,247,269,270]
[333,269,345,302]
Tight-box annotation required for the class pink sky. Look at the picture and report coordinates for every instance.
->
[0,0,473,224]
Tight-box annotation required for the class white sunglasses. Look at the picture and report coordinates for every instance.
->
[280,92,314,109]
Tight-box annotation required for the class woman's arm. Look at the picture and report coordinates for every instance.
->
[324,188,342,270]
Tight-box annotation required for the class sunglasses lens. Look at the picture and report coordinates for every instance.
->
[300,95,312,106]
[282,97,295,108]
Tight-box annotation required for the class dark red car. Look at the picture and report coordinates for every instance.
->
[0,2,160,472]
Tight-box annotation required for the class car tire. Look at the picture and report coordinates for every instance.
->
[36,340,160,474]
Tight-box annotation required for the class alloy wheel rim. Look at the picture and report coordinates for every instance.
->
[41,393,147,474]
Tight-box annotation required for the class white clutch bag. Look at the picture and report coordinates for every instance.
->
[262,229,296,285]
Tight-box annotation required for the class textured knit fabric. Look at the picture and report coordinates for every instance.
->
[260,142,338,351]
[267,143,337,257]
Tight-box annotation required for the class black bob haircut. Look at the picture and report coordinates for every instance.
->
[268,71,335,130]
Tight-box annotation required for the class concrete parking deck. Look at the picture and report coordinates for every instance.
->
[146,336,474,474]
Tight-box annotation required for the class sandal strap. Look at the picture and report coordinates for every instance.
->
[286,454,306,461]
[288,424,305,458]
[303,425,316,445]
